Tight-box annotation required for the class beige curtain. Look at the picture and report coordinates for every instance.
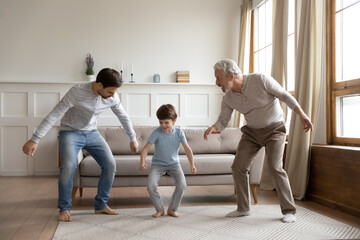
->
[285,0,325,200]
[233,0,252,128]
[260,0,289,191]
[271,0,289,116]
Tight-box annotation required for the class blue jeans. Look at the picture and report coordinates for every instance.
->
[147,164,187,212]
[58,129,116,212]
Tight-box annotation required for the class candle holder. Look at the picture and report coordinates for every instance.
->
[130,73,135,83]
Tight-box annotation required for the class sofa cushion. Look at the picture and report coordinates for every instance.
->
[84,127,241,156]
[180,128,241,154]
[81,175,235,187]
[85,126,157,156]
[80,155,152,176]
[80,153,234,177]
[179,154,234,175]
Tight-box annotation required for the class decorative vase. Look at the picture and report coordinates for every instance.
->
[153,74,160,83]
[86,75,95,82]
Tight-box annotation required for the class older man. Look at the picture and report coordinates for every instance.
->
[204,59,312,223]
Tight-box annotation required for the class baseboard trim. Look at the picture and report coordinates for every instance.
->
[307,193,360,218]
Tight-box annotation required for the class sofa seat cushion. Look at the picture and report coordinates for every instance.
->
[80,155,152,177]
[80,154,234,177]
[180,128,241,154]
[179,154,234,175]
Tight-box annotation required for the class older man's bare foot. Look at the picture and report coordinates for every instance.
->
[95,206,119,215]
[59,210,72,222]
[152,209,165,218]
[167,208,180,218]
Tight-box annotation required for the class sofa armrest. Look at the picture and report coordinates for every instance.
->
[249,147,265,184]
[77,149,84,165]
[56,135,83,187]
[56,138,84,167]
[72,150,83,188]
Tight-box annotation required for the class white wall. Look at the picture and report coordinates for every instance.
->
[0,0,242,176]
[0,0,241,83]
[0,0,328,176]
[0,82,224,176]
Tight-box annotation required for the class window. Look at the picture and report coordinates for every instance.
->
[254,0,272,76]
[252,0,296,133]
[286,0,296,132]
[287,0,295,92]
[327,0,360,145]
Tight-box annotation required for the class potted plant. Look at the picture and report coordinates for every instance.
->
[85,53,95,81]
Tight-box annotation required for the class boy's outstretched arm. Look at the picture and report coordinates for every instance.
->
[139,142,152,170]
[182,142,197,174]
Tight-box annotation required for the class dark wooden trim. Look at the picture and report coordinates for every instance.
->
[333,78,360,90]
[307,193,360,218]
[326,0,335,144]
[307,145,360,218]
[249,10,255,73]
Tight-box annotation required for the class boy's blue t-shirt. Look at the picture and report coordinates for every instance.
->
[148,127,187,166]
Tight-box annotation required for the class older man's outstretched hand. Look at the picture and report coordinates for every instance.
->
[204,125,221,140]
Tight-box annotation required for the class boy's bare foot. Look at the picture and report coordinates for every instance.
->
[167,208,180,218]
[152,209,165,218]
[95,206,119,215]
[59,210,72,222]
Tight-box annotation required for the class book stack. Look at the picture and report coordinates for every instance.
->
[176,71,190,83]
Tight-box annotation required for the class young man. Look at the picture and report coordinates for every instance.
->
[22,68,139,222]
[204,59,313,223]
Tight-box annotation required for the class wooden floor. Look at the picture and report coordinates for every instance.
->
[0,176,359,240]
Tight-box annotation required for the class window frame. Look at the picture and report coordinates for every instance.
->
[326,0,360,146]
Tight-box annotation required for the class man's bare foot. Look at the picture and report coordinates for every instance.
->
[167,208,180,218]
[152,209,165,218]
[95,206,119,215]
[59,210,72,222]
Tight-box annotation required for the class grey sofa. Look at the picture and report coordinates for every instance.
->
[70,127,265,203]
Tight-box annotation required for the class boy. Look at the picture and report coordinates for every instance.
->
[139,104,197,218]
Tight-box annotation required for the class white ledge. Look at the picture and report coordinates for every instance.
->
[123,82,216,86]
[0,81,216,86]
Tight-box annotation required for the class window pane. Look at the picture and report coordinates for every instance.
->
[265,46,272,76]
[254,52,259,72]
[254,9,259,51]
[336,95,360,138]
[336,9,342,81]
[336,0,359,11]
[287,34,295,91]
[336,2,360,81]
[285,107,292,134]
[258,3,266,49]
[265,0,272,46]
[254,0,272,74]
[288,0,295,34]
[258,49,266,73]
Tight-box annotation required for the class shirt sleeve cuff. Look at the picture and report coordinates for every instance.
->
[30,135,41,144]
[129,135,137,143]
[214,122,225,132]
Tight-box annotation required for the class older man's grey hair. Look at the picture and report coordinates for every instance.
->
[213,59,242,77]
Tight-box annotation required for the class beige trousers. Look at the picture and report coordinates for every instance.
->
[232,121,296,215]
